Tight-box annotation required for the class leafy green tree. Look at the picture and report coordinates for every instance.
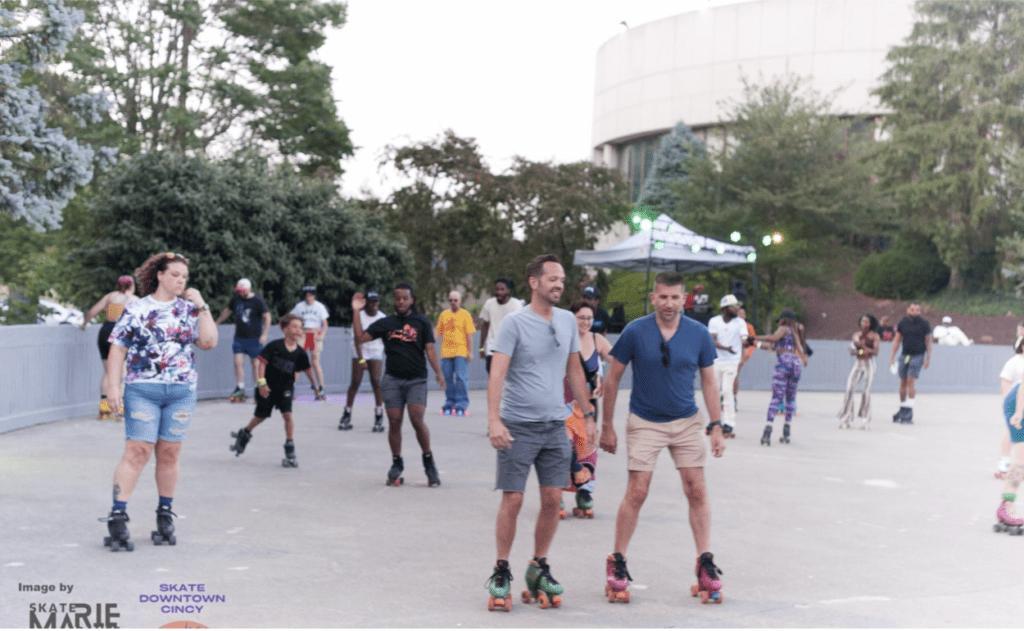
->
[64,0,352,176]
[636,121,708,217]
[74,152,411,325]
[674,76,882,330]
[874,0,1024,290]
[377,130,629,315]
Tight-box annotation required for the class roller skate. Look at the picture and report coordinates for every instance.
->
[100,510,134,552]
[779,423,791,444]
[386,455,404,486]
[229,387,247,403]
[338,409,352,431]
[690,551,724,604]
[995,458,1011,480]
[605,552,632,603]
[760,425,772,446]
[720,423,735,438]
[441,407,453,417]
[859,417,871,430]
[372,411,384,433]
[456,408,467,417]
[151,505,177,546]
[315,385,326,401]
[423,452,440,487]
[900,407,913,424]
[838,417,851,429]
[486,559,513,612]
[892,406,909,423]
[572,488,594,518]
[282,439,298,468]
[230,427,252,456]
[521,557,563,609]
[994,495,1024,535]
[97,399,113,420]
[559,500,568,520]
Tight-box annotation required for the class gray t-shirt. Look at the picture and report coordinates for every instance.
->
[495,306,580,423]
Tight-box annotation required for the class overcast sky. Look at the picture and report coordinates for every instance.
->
[322,0,752,198]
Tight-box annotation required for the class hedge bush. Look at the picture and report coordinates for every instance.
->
[854,238,950,299]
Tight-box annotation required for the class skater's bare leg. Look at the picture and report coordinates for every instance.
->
[407,403,431,453]
[386,407,404,456]
[233,353,245,385]
[282,412,294,441]
[368,360,384,407]
[112,440,155,502]
[899,376,916,402]
[1003,443,1024,495]
[534,485,562,559]
[680,466,711,553]
[1001,433,1012,459]
[346,359,365,408]
[614,470,653,554]
[310,346,325,388]
[246,416,266,432]
[154,440,182,498]
[496,491,524,559]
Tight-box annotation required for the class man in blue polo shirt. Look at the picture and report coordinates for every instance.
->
[598,270,727,604]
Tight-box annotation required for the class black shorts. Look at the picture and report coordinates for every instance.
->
[253,387,294,419]
[97,321,116,360]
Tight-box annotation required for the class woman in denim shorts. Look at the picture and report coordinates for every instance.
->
[100,253,218,551]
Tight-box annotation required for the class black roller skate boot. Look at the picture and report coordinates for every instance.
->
[721,423,735,439]
[760,424,772,446]
[893,406,909,422]
[230,427,252,456]
[338,409,352,431]
[101,510,134,552]
[282,439,298,468]
[372,411,385,433]
[780,422,791,444]
[423,452,441,487]
[316,385,326,401]
[901,407,914,424]
[151,505,177,546]
[386,455,404,486]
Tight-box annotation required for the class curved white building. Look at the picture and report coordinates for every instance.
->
[592,0,916,200]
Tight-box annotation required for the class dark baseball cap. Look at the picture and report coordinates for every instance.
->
[582,286,599,298]
[302,285,316,294]
[366,291,380,301]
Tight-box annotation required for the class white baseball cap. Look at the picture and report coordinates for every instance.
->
[236,278,252,291]
[941,316,952,324]
[720,294,740,308]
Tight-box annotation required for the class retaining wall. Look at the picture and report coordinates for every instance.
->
[0,326,1009,434]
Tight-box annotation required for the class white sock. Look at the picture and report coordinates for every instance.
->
[237,382,244,390]
[906,398,915,409]
[375,405,384,415]
[345,407,351,414]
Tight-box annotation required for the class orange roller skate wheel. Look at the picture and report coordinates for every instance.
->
[521,590,532,604]
[487,595,495,611]
[503,598,512,612]
[537,592,550,609]
[550,595,562,608]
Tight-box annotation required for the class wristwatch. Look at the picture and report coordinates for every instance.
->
[583,410,596,419]
[705,420,722,432]
[196,303,209,312]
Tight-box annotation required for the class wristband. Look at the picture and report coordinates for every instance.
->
[582,410,596,419]
[358,358,366,364]
[478,347,485,353]
[705,420,722,433]
[257,378,267,387]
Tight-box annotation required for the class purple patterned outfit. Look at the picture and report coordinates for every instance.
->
[766,333,801,424]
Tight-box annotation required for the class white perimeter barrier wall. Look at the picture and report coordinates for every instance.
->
[0,326,1010,434]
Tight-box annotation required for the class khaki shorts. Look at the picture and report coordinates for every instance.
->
[626,412,706,471]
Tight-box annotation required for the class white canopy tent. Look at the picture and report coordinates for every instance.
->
[574,214,755,273]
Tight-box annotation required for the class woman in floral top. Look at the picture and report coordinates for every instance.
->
[101,253,218,551]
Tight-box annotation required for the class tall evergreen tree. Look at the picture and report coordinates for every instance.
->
[636,121,707,218]
[874,0,1024,290]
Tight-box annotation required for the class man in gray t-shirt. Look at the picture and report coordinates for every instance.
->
[484,255,595,608]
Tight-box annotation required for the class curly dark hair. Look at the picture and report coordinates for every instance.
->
[134,252,190,297]
[569,299,595,315]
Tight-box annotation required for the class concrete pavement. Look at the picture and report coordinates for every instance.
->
[1,387,1019,628]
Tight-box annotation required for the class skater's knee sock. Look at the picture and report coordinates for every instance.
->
[237,381,244,390]
[112,500,127,512]
[158,496,173,509]
[375,405,384,415]
[905,398,914,409]
[1004,493,1016,502]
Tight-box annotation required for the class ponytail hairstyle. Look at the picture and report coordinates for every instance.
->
[116,275,135,293]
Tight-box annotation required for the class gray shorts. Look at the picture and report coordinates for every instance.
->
[897,353,925,380]
[381,374,427,409]
[495,420,572,492]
